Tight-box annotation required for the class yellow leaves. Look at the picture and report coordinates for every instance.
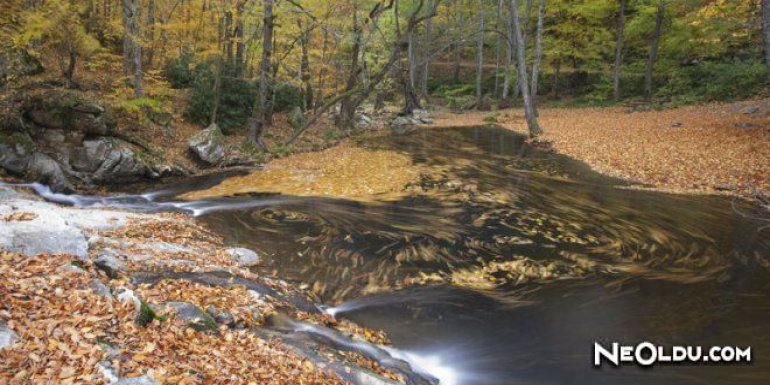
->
[183,142,425,201]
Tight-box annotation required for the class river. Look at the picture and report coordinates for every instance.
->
[29,126,770,385]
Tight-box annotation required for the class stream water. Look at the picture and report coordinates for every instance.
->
[24,126,770,384]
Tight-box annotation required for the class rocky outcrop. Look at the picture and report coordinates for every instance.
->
[0,92,180,192]
[0,188,136,259]
[390,109,434,129]
[187,124,226,166]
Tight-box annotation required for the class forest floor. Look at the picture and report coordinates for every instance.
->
[430,99,770,200]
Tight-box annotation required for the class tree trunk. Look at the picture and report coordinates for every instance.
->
[645,1,666,99]
[122,0,143,98]
[475,0,485,105]
[500,0,514,107]
[530,0,544,115]
[337,10,362,130]
[300,23,313,111]
[510,0,541,137]
[763,0,770,70]
[612,0,626,102]
[403,25,421,113]
[420,14,432,101]
[234,0,246,77]
[250,0,273,146]
[493,0,503,96]
[145,0,155,67]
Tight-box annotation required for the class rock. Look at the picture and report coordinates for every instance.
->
[412,109,430,120]
[116,288,143,316]
[741,106,759,115]
[288,106,306,131]
[58,262,87,274]
[149,111,173,127]
[90,279,113,298]
[390,116,414,127]
[735,123,759,129]
[0,202,88,258]
[94,251,126,279]
[164,302,219,332]
[98,361,158,385]
[187,124,226,166]
[87,139,150,185]
[24,93,115,136]
[116,376,158,385]
[0,325,19,350]
[206,305,235,326]
[476,95,493,111]
[137,241,192,254]
[226,247,261,267]
[671,122,683,127]
[354,113,373,130]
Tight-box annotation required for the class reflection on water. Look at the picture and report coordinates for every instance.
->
[189,127,770,384]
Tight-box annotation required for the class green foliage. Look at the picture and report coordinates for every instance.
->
[272,143,294,158]
[119,97,162,114]
[483,113,499,123]
[240,141,267,164]
[271,82,304,112]
[136,300,166,327]
[163,53,196,88]
[184,61,257,132]
[657,61,768,104]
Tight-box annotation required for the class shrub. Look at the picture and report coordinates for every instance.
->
[163,53,195,88]
[657,60,768,104]
[184,61,257,133]
[271,82,303,112]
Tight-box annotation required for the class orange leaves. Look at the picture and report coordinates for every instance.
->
[432,100,770,198]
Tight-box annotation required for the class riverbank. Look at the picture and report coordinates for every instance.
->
[0,186,435,384]
[430,99,770,201]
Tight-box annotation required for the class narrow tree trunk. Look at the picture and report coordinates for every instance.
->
[475,0,485,105]
[612,0,626,102]
[500,0,514,107]
[145,0,155,67]
[338,10,362,130]
[420,14,432,101]
[250,0,273,146]
[530,0,544,115]
[234,0,246,77]
[122,0,143,98]
[763,0,770,70]
[493,0,503,96]
[403,26,421,113]
[300,24,313,111]
[645,1,666,99]
[510,0,541,137]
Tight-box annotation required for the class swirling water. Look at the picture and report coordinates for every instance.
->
[16,126,770,384]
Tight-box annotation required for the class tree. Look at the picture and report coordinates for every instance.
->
[762,0,770,73]
[250,0,275,147]
[612,0,626,102]
[530,0,545,114]
[644,0,666,99]
[510,0,541,137]
[475,0,485,106]
[123,0,143,98]
[17,0,99,88]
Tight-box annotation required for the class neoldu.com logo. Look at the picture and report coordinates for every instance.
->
[594,342,752,367]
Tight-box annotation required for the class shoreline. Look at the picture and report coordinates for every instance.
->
[0,185,436,384]
[429,99,770,204]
